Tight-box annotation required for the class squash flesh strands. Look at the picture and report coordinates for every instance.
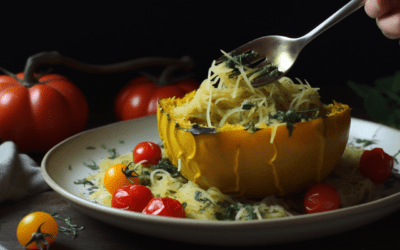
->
[157,52,351,198]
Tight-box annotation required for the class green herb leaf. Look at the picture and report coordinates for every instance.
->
[375,75,396,91]
[182,202,187,209]
[107,148,118,159]
[355,138,376,147]
[194,191,202,201]
[384,91,400,106]
[68,165,72,170]
[269,108,320,136]
[242,102,255,110]
[83,160,99,170]
[153,159,186,179]
[348,81,374,98]
[73,179,94,186]
[194,191,213,205]
[364,90,389,123]
[349,71,400,129]
[86,146,96,150]
[393,72,400,93]
[51,213,84,239]
[87,186,99,195]
[215,202,256,221]
[376,71,400,93]
[221,51,259,70]
[392,150,400,164]
[255,64,281,79]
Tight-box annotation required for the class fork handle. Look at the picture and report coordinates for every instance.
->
[299,0,365,45]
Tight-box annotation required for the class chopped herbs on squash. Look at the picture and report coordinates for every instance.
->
[220,51,283,81]
[269,108,320,136]
[242,102,255,110]
[153,159,186,179]
[221,51,259,70]
[215,202,256,221]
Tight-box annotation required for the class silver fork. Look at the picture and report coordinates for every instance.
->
[216,0,365,87]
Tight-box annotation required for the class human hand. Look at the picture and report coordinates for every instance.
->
[365,0,400,44]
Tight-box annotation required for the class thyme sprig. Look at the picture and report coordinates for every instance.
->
[51,213,84,239]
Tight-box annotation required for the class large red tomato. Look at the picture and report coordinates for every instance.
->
[0,73,89,153]
[115,76,199,120]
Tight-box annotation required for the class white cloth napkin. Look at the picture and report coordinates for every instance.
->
[0,141,50,203]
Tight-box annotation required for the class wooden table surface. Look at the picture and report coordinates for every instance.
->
[1,86,400,249]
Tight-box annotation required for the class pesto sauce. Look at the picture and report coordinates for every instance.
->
[215,202,257,221]
[269,108,320,137]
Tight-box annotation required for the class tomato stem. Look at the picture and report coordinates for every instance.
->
[24,222,55,250]
[22,51,195,87]
[0,66,20,80]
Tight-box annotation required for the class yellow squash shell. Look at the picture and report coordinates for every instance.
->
[157,92,351,199]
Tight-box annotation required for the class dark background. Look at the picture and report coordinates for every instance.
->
[1,0,399,139]
[1,2,400,249]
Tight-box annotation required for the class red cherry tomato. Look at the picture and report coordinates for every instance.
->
[111,184,154,212]
[133,141,162,166]
[359,147,394,184]
[303,183,341,214]
[142,197,186,218]
[115,76,199,120]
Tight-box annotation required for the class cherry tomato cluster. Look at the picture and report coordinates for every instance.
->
[303,147,395,214]
[105,141,186,218]
[111,184,186,218]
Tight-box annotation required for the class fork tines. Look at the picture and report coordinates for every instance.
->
[215,50,266,69]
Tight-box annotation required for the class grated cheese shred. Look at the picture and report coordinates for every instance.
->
[171,51,325,142]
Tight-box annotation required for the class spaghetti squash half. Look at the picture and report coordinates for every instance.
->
[157,52,351,198]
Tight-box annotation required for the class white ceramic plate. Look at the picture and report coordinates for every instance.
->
[41,116,400,246]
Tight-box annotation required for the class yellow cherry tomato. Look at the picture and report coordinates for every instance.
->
[16,212,58,250]
[104,163,140,195]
